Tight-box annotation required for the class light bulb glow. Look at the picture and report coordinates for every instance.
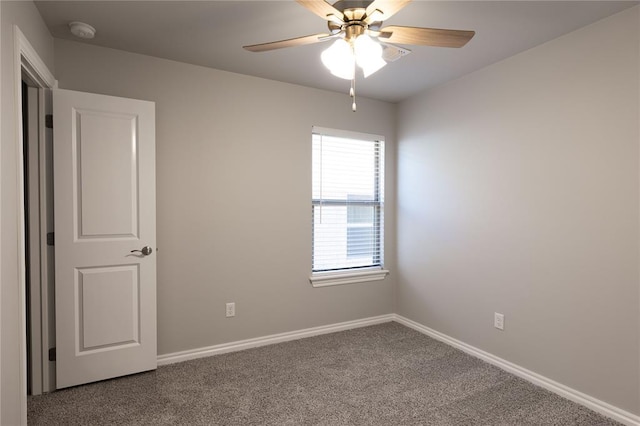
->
[354,34,387,77]
[361,56,387,77]
[321,39,355,80]
[321,34,387,82]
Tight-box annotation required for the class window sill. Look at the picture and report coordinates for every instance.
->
[309,268,390,288]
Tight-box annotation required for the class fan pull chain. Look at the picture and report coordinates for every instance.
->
[350,77,356,112]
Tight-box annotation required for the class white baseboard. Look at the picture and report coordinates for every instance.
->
[157,314,395,366]
[392,314,640,426]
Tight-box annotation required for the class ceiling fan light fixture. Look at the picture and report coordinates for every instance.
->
[245,0,476,110]
[321,38,355,80]
[354,34,387,77]
[321,34,387,80]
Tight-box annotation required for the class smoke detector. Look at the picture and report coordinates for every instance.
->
[69,22,96,39]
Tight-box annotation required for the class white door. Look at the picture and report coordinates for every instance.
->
[53,89,156,389]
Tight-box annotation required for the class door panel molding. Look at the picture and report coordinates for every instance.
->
[73,108,140,239]
[76,264,140,353]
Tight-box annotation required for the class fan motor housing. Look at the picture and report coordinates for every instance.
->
[332,0,375,12]
[344,23,366,40]
[327,0,380,35]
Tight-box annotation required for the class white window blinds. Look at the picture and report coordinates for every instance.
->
[312,127,385,273]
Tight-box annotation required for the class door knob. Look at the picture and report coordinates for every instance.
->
[131,246,153,256]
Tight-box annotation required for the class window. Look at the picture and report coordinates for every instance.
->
[311,127,389,287]
[346,195,375,259]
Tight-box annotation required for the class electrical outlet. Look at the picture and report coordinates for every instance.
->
[494,312,504,330]
[226,302,235,318]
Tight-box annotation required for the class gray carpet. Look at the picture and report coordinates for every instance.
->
[28,322,620,425]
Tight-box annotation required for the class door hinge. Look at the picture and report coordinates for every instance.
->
[48,347,56,362]
[47,232,54,246]
[45,114,53,129]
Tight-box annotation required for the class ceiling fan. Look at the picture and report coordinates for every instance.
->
[243,0,475,111]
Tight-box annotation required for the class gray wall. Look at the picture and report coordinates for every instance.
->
[396,6,639,415]
[1,1,55,424]
[53,39,397,356]
[2,2,638,422]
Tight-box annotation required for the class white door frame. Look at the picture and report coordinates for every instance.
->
[24,85,55,396]
[25,85,43,396]
[13,25,56,424]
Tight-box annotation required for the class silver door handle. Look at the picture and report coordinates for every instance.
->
[131,246,153,256]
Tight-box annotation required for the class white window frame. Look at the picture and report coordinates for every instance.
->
[310,126,389,287]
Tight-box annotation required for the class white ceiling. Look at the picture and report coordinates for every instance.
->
[35,1,638,103]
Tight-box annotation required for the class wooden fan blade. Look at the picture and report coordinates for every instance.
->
[379,26,475,48]
[365,0,411,22]
[243,33,331,52]
[296,0,344,23]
